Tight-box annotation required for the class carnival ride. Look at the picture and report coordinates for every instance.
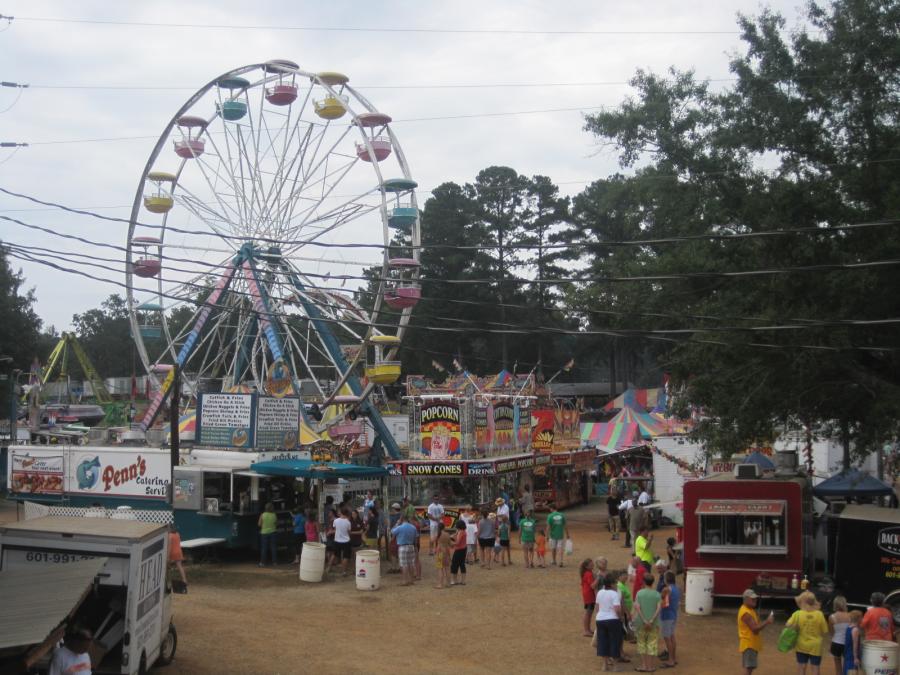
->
[126,61,422,459]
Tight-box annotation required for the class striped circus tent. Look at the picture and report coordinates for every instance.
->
[581,422,640,450]
[603,387,666,412]
[609,405,669,439]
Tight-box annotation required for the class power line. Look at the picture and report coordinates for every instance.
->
[10,15,768,36]
[4,240,898,354]
[3,186,898,255]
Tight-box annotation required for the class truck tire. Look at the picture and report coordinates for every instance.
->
[886,590,900,625]
[156,623,178,667]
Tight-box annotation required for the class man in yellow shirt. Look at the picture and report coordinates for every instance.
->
[634,526,654,572]
[738,589,774,674]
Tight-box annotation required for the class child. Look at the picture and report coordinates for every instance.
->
[291,507,307,564]
[433,523,451,589]
[617,569,636,647]
[666,537,682,575]
[465,512,479,564]
[498,517,512,566]
[843,610,861,675]
[592,556,608,592]
[304,509,318,549]
[535,527,547,568]
[580,558,596,636]
[493,531,502,564]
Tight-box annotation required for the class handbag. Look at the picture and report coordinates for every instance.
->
[777,625,798,652]
[565,538,574,555]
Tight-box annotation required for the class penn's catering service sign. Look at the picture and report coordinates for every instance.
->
[68,451,171,498]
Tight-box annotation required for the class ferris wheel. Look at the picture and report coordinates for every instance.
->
[125,60,422,458]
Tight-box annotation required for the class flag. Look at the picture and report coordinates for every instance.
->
[452,358,462,372]
[431,360,446,372]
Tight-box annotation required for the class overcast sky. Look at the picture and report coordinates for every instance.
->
[0,0,805,332]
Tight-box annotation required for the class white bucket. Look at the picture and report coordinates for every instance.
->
[862,639,899,675]
[299,542,326,583]
[685,569,715,615]
[355,549,381,591]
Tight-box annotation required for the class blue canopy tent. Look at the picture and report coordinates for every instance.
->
[250,459,388,480]
[744,451,776,471]
[812,469,893,499]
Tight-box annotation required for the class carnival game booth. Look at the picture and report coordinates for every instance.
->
[682,453,813,597]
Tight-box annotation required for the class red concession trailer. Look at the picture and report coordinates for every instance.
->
[683,472,813,596]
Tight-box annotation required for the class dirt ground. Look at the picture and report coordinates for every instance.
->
[0,498,805,674]
[160,500,803,675]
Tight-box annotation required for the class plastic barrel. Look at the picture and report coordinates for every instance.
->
[685,569,715,615]
[299,542,326,583]
[862,640,899,675]
[355,549,381,591]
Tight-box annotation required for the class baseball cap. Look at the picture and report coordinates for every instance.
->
[742,589,758,599]
[391,502,401,510]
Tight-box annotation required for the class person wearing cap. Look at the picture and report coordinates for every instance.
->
[738,588,774,675]
[787,590,829,674]
[427,494,445,556]
[628,499,648,552]
[49,626,92,675]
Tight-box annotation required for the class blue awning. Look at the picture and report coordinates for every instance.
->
[744,451,776,470]
[812,469,894,498]
[250,458,388,480]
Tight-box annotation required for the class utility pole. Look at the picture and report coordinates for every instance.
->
[169,365,180,505]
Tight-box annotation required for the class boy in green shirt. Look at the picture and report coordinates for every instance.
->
[519,512,537,568]
[546,509,570,567]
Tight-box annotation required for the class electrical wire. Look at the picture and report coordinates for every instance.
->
[4,241,898,354]
[3,186,898,254]
[11,16,773,36]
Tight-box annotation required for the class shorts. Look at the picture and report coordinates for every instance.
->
[548,538,565,551]
[830,642,845,657]
[500,539,510,549]
[796,652,822,666]
[741,648,758,669]
[478,537,494,549]
[334,541,352,560]
[636,624,659,656]
[398,544,416,568]
[521,541,534,551]
[467,544,476,556]
[450,548,467,575]
[584,602,596,611]
[660,618,676,638]
[429,525,440,540]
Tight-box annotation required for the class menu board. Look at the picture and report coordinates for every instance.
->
[255,396,301,449]
[197,393,255,447]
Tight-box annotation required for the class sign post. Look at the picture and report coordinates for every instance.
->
[169,365,180,505]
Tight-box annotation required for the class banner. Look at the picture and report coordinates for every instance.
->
[255,396,301,449]
[418,401,461,458]
[68,450,171,499]
[197,393,255,447]
[474,402,492,450]
[10,452,64,494]
[554,406,581,450]
[493,402,516,451]
[515,401,531,449]
[531,409,556,452]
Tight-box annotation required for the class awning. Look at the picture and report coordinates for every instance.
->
[0,557,108,650]
[695,499,785,516]
[250,458,388,480]
[812,469,894,499]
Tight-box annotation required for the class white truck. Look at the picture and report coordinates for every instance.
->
[0,516,177,674]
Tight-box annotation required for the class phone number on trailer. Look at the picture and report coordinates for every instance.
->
[21,551,96,564]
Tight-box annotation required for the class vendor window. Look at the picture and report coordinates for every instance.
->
[202,471,231,513]
[697,502,787,553]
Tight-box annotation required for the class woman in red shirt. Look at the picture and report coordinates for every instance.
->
[580,558,597,636]
[449,520,468,586]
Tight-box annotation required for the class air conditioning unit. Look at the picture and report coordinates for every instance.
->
[734,463,761,479]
